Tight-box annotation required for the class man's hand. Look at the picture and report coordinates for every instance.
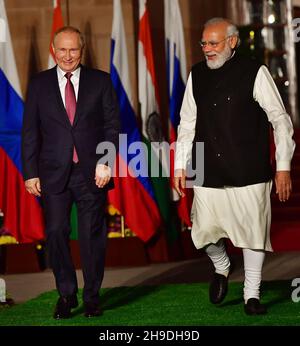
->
[25,178,41,197]
[95,164,111,188]
[275,171,292,202]
[174,169,186,198]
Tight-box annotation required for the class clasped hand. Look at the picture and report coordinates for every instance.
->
[95,164,111,188]
[25,164,111,196]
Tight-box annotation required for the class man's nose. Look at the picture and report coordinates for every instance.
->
[65,50,72,59]
[202,44,212,53]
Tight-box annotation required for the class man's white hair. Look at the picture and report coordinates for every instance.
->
[204,17,241,47]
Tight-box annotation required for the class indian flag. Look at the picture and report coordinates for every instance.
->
[138,0,178,242]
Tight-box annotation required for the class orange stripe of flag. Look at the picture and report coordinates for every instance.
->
[49,0,64,61]
[138,8,161,112]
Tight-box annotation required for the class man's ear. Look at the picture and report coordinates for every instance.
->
[51,43,55,53]
[229,35,238,49]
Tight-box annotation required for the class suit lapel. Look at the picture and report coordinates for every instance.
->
[50,67,72,129]
[73,65,87,127]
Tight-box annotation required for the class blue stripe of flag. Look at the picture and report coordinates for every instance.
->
[110,39,155,200]
[0,68,24,172]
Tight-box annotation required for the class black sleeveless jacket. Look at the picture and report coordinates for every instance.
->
[191,54,272,187]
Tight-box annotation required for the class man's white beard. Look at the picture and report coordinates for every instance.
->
[205,45,232,69]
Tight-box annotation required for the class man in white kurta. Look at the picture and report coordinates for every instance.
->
[174,18,295,315]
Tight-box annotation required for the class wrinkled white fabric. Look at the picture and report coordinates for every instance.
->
[243,248,265,302]
[205,239,231,276]
[191,181,273,251]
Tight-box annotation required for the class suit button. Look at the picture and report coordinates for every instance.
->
[216,153,221,157]
[214,136,217,140]
[213,103,217,106]
[227,96,231,101]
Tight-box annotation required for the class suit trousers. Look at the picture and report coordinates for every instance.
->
[42,163,107,304]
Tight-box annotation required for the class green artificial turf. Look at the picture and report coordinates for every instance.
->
[0,281,299,326]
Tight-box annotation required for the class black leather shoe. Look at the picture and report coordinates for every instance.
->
[53,295,78,319]
[244,298,267,315]
[209,273,228,304]
[84,302,102,318]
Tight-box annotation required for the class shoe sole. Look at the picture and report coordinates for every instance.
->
[244,308,267,315]
[84,313,101,318]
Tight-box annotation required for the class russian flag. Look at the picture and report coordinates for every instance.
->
[0,0,44,243]
[108,0,161,242]
[164,0,192,227]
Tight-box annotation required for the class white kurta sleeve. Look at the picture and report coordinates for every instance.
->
[253,65,296,171]
[174,72,197,170]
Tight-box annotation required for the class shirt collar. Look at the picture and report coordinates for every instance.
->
[57,65,81,82]
[230,50,236,59]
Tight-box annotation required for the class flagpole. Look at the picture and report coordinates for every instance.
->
[66,0,70,25]
[121,216,125,238]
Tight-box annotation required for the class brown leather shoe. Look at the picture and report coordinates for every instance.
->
[84,302,102,318]
[209,273,228,304]
[244,298,267,315]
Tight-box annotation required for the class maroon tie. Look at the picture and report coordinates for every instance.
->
[65,72,79,163]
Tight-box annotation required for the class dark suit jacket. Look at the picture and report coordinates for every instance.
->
[22,65,120,194]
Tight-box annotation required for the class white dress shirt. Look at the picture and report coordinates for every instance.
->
[175,65,296,173]
[56,65,81,106]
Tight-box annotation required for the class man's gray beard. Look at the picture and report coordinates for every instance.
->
[206,45,232,69]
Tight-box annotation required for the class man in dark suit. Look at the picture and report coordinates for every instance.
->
[22,26,120,319]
